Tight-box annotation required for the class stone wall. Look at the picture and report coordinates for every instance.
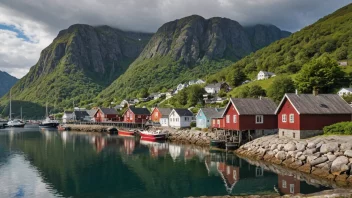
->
[279,129,323,139]
[236,135,352,187]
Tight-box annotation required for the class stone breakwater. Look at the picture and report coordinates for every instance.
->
[66,124,116,132]
[236,135,352,187]
[165,128,214,146]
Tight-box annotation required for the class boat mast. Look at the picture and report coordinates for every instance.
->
[9,89,12,120]
[21,106,22,120]
[46,102,48,118]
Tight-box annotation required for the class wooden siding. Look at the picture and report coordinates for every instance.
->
[300,114,351,130]
[223,103,240,130]
[278,98,300,130]
[123,109,135,123]
[151,108,161,122]
[240,115,277,130]
[278,175,300,195]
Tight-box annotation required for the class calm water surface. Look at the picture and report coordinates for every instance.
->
[0,127,329,198]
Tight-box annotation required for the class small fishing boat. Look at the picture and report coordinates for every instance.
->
[225,142,238,150]
[118,129,136,136]
[7,119,25,127]
[210,140,226,149]
[139,129,168,141]
[39,103,59,129]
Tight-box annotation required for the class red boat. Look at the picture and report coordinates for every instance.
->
[118,129,136,136]
[139,130,168,141]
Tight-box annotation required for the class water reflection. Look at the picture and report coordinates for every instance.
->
[0,129,334,197]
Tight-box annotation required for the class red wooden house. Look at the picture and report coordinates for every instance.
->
[123,107,150,123]
[219,98,277,132]
[94,108,118,122]
[278,175,300,195]
[211,108,225,129]
[275,93,352,139]
[150,107,172,122]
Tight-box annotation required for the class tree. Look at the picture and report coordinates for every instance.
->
[177,89,188,106]
[335,46,348,60]
[295,55,344,93]
[226,67,246,87]
[237,85,266,98]
[342,94,352,104]
[267,76,295,103]
[137,88,149,98]
[187,85,206,106]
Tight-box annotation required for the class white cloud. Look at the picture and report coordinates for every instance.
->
[0,0,350,78]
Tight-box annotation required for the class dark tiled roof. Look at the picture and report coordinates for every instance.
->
[130,107,150,115]
[205,82,222,89]
[64,111,73,114]
[340,88,352,92]
[199,108,225,118]
[157,108,173,118]
[74,110,89,120]
[278,94,352,114]
[230,98,277,115]
[174,108,193,116]
[87,109,97,117]
[100,108,118,115]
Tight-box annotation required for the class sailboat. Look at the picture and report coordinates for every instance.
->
[39,102,59,128]
[7,89,25,127]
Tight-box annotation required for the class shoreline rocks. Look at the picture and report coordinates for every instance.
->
[236,135,352,187]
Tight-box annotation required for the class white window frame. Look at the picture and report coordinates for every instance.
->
[289,114,294,123]
[282,180,287,188]
[282,114,287,122]
[213,120,215,124]
[233,115,237,123]
[217,120,220,125]
[226,115,230,123]
[255,115,263,124]
[290,184,294,193]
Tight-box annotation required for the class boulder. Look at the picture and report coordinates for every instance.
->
[296,143,306,151]
[307,155,318,164]
[288,160,303,170]
[335,174,349,186]
[295,152,303,159]
[298,155,306,161]
[344,150,352,158]
[340,143,352,152]
[284,143,296,151]
[311,168,334,180]
[307,142,316,149]
[331,156,349,175]
[320,143,339,154]
[327,154,337,162]
[298,163,311,174]
[270,144,277,150]
[275,151,286,160]
[277,144,285,151]
[303,148,316,155]
[310,157,328,166]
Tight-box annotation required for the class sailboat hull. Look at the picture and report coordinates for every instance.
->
[7,124,25,128]
[39,123,60,128]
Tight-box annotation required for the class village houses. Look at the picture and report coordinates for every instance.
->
[123,107,150,123]
[196,108,224,129]
[204,82,230,94]
[150,107,173,127]
[257,71,276,80]
[275,92,352,139]
[93,108,119,122]
[169,108,194,128]
[337,88,352,96]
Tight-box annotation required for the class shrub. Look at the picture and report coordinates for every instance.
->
[190,122,196,128]
[202,128,208,132]
[323,122,352,135]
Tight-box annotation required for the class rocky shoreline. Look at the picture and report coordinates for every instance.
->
[236,135,352,187]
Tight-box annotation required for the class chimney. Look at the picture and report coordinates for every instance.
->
[313,88,318,96]
[295,89,298,95]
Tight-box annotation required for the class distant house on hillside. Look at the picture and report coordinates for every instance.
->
[175,83,188,93]
[169,109,193,128]
[275,93,352,139]
[205,82,230,94]
[338,61,348,66]
[62,111,73,123]
[196,79,206,84]
[337,88,352,96]
[257,71,275,80]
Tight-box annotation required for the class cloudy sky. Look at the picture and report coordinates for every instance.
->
[0,0,351,78]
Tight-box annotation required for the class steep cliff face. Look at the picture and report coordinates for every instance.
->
[99,15,290,100]
[0,71,18,97]
[0,24,152,117]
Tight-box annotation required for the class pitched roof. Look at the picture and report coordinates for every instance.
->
[156,108,173,118]
[99,108,118,115]
[173,108,193,116]
[130,107,150,115]
[199,108,225,119]
[276,93,352,114]
[223,98,277,116]
[205,82,222,89]
[74,110,89,120]
[339,88,352,92]
[87,109,97,117]
[64,111,73,114]
[259,71,275,76]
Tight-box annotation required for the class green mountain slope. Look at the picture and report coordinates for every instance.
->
[0,24,152,118]
[210,3,352,82]
[98,15,290,101]
[0,71,17,97]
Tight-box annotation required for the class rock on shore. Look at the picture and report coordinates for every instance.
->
[167,128,214,146]
[236,135,352,187]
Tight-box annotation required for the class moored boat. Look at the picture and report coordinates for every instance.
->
[39,102,59,129]
[118,129,136,136]
[139,129,168,141]
[57,124,70,131]
[210,140,226,149]
[7,119,26,127]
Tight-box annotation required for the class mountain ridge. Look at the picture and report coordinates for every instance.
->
[0,71,18,97]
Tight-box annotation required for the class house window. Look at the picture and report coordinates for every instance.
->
[233,170,237,180]
[226,166,230,175]
[293,133,296,139]
[282,180,287,188]
[282,114,287,122]
[233,115,237,123]
[156,112,159,118]
[176,118,179,122]
[226,115,230,123]
[255,166,263,177]
[217,120,220,125]
[289,114,294,123]
[255,115,263,124]
[213,120,215,125]
[127,112,130,117]
[290,184,295,194]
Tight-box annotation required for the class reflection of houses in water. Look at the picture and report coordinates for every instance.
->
[140,140,168,158]
[168,144,182,161]
[94,136,106,153]
[205,153,275,195]
[123,138,135,155]
[184,148,196,161]
[277,174,328,195]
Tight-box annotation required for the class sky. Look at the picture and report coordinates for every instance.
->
[0,0,351,79]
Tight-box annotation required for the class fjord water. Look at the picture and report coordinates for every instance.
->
[0,128,328,198]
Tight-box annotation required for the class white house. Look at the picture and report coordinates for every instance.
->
[338,88,352,96]
[204,82,222,94]
[257,71,276,80]
[62,111,74,123]
[338,61,348,66]
[188,80,196,86]
[196,79,206,84]
[169,109,193,128]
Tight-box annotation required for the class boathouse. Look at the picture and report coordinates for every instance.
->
[169,108,193,128]
[275,93,352,139]
[94,108,118,122]
[62,111,73,123]
[150,107,172,127]
[196,108,224,129]
[123,107,150,124]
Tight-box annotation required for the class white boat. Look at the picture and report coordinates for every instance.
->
[139,129,168,141]
[39,102,59,128]
[7,89,26,128]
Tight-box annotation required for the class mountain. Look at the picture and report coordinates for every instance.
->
[99,15,290,101]
[0,71,18,97]
[0,24,153,118]
[210,3,352,82]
